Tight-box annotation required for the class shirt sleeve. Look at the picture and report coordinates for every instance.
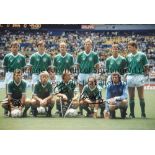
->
[33,84,38,96]
[3,55,8,67]
[80,86,87,99]
[94,53,99,65]
[22,82,26,94]
[142,54,149,66]
[7,83,12,95]
[30,55,34,66]
[106,84,111,100]
[119,84,128,100]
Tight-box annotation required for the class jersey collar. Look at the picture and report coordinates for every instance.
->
[112,55,119,60]
[84,51,92,56]
[88,85,97,91]
[41,83,48,88]
[60,53,67,58]
[11,52,19,57]
[14,80,22,86]
[37,52,46,57]
[131,51,139,57]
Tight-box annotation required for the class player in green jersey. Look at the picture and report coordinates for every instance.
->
[53,42,74,82]
[105,43,127,82]
[77,38,99,115]
[53,70,79,117]
[3,41,26,95]
[29,40,51,89]
[31,71,54,117]
[79,76,102,118]
[1,69,30,117]
[126,41,149,118]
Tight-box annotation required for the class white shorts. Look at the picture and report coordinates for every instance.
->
[127,75,147,87]
[32,74,39,85]
[78,73,93,85]
[5,72,13,84]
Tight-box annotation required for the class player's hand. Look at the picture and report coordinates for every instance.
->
[19,106,22,111]
[42,99,47,106]
[62,95,68,101]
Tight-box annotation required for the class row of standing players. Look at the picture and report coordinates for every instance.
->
[1,38,149,118]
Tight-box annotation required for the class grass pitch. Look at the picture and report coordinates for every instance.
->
[0,88,155,130]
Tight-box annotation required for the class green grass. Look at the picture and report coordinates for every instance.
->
[0,88,155,130]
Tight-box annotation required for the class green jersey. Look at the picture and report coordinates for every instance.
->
[105,55,127,75]
[81,85,102,101]
[54,80,76,101]
[53,53,74,75]
[30,52,51,74]
[77,51,99,74]
[126,51,148,75]
[33,81,53,99]
[7,80,26,99]
[3,53,26,72]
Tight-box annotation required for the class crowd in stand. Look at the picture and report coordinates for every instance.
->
[0,30,155,66]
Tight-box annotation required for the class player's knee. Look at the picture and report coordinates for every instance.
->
[121,100,128,107]
[30,99,37,105]
[79,99,84,105]
[109,105,116,111]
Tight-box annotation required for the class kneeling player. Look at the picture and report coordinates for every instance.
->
[79,76,103,118]
[104,72,128,119]
[1,69,30,117]
[31,71,54,117]
[53,70,79,117]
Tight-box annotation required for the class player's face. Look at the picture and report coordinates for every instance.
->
[64,73,71,82]
[59,44,67,54]
[49,71,55,80]
[40,75,48,84]
[112,75,119,84]
[88,78,96,89]
[14,73,22,82]
[38,44,45,53]
[84,41,92,53]
[128,45,136,53]
[11,44,19,53]
[112,45,119,55]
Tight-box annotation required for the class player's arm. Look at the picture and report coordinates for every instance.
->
[43,84,53,102]
[142,54,149,76]
[33,94,43,102]
[20,83,26,107]
[32,84,43,102]
[114,84,128,101]
[2,55,8,74]
[94,53,100,71]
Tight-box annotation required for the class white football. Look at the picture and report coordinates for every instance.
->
[66,108,78,117]
[11,109,22,118]
[37,106,46,114]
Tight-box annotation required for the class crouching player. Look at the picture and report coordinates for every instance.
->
[31,71,54,117]
[1,69,30,117]
[104,72,128,119]
[79,76,103,118]
[53,70,79,117]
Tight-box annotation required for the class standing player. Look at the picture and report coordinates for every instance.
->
[53,42,74,82]
[80,76,102,118]
[3,41,26,95]
[77,38,99,115]
[1,69,30,117]
[29,40,51,90]
[105,43,127,82]
[31,71,54,117]
[126,41,149,118]
[104,72,128,119]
